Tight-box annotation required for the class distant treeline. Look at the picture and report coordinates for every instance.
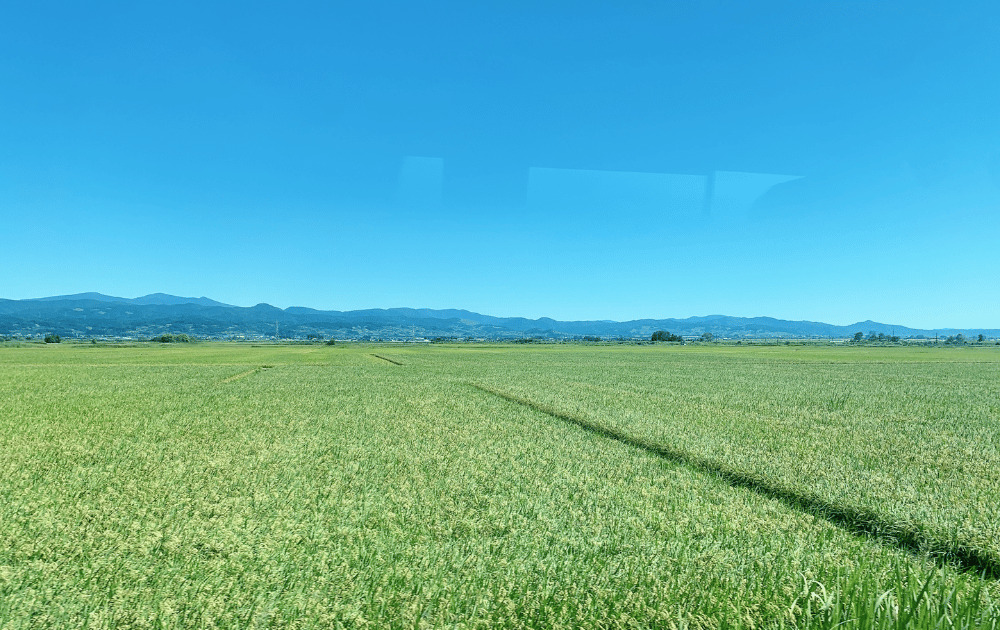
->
[148,334,193,343]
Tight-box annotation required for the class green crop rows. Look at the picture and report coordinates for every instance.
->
[0,343,998,628]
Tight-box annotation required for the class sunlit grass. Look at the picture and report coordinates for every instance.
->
[0,343,997,628]
[445,344,1000,571]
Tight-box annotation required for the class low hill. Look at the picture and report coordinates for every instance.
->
[1,294,996,341]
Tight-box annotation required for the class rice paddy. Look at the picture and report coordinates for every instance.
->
[0,342,997,628]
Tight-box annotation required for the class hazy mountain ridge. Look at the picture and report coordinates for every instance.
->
[0,295,996,340]
[25,293,232,308]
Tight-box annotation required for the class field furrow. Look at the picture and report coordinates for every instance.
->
[0,343,997,629]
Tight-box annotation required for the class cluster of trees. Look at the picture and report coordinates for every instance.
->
[851,331,900,343]
[942,334,987,344]
[852,331,989,344]
[651,330,683,342]
[306,334,342,345]
[44,334,61,343]
[149,333,192,343]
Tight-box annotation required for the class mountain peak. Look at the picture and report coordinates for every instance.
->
[131,294,232,307]
[28,292,126,303]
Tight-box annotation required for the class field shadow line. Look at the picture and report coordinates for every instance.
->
[468,382,999,580]
[371,354,404,366]
[219,365,274,384]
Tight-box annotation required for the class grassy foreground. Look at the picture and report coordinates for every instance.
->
[439,344,1000,571]
[0,343,997,629]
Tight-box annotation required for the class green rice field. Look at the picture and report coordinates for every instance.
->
[0,342,998,628]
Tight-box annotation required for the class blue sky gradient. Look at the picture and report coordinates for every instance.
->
[2,1,998,327]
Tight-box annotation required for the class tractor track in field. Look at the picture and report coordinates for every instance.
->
[469,382,1000,580]
[219,365,274,383]
[371,354,404,365]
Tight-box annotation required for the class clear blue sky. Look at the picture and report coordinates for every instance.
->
[2,1,998,328]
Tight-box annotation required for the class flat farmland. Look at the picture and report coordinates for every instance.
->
[0,343,997,629]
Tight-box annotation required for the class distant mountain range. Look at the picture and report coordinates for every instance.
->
[25,292,233,308]
[1,293,996,341]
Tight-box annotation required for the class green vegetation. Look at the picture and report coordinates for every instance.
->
[149,333,192,343]
[454,345,1000,568]
[651,330,683,342]
[43,333,61,343]
[0,343,997,628]
[852,331,901,343]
